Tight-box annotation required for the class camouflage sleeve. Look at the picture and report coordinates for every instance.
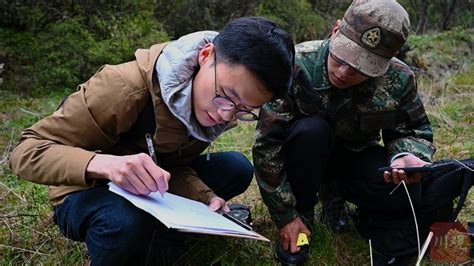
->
[252,96,299,228]
[382,72,436,162]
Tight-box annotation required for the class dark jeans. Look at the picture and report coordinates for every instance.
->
[284,117,414,216]
[53,151,253,266]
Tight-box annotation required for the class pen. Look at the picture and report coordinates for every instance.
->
[145,133,165,197]
[145,133,158,164]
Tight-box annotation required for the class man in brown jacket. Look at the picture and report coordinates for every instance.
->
[9,17,295,264]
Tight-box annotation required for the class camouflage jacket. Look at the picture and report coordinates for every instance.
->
[252,40,436,228]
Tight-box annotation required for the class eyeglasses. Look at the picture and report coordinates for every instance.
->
[329,52,370,77]
[212,52,259,122]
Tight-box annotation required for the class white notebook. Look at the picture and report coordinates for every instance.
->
[108,182,269,241]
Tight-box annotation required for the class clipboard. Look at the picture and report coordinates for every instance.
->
[108,182,269,241]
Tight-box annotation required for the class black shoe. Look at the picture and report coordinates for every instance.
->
[275,243,310,266]
[275,211,314,265]
[320,196,350,233]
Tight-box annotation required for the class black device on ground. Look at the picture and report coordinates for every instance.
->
[219,204,253,230]
[378,160,460,174]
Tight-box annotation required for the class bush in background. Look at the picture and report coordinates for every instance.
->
[0,0,168,95]
[154,0,260,38]
[2,0,471,96]
[256,0,330,43]
[154,0,331,43]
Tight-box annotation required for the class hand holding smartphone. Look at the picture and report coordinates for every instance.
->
[379,161,457,174]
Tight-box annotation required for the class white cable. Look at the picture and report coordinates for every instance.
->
[402,181,421,257]
[415,231,433,266]
[389,182,402,195]
[369,239,373,266]
[390,180,421,257]
[454,159,474,172]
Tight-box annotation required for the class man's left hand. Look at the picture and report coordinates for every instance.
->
[383,154,429,185]
[208,196,230,212]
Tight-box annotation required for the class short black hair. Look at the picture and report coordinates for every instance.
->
[213,17,295,99]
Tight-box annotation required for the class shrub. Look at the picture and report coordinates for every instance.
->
[256,0,329,43]
[0,0,169,95]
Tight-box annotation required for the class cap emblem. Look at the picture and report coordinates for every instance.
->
[361,27,381,48]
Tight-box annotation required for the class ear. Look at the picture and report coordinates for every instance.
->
[332,19,341,37]
[198,43,215,66]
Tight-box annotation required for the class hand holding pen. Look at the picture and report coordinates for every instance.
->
[145,133,169,197]
[85,150,170,196]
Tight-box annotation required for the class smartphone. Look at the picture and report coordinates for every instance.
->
[378,161,457,174]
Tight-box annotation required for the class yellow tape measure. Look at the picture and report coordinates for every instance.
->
[296,233,309,246]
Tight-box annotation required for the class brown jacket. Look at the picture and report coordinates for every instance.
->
[10,42,218,206]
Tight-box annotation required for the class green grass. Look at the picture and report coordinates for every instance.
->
[0,91,89,263]
[0,92,370,264]
[1,30,473,264]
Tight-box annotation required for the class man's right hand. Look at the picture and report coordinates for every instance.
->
[86,153,170,195]
[383,154,429,185]
[279,217,312,254]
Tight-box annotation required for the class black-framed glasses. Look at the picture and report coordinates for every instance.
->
[212,52,259,122]
[329,52,370,77]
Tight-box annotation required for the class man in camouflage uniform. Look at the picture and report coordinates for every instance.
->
[253,0,436,263]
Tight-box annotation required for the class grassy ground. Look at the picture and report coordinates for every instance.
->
[1,29,472,264]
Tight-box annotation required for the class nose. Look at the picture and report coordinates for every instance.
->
[217,109,235,122]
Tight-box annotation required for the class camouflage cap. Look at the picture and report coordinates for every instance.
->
[330,0,410,77]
